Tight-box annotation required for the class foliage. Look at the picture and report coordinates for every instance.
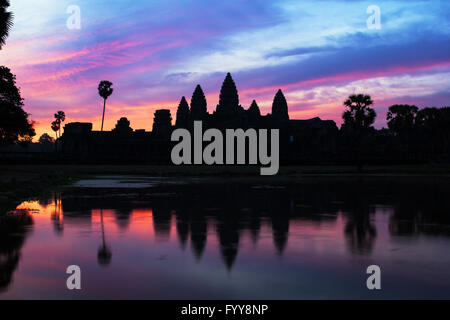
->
[387,104,418,136]
[38,133,55,144]
[98,80,114,131]
[52,110,66,138]
[342,94,376,133]
[0,0,12,48]
[0,66,35,145]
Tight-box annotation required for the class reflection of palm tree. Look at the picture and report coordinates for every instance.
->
[51,193,64,235]
[344,214,376,255]
[338,180,377,255]
[97,209,112,266]
[343,195,377,255]
[341,94,376,172]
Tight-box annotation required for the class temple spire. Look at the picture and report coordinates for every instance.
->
[190,85,207,121]
[248,100,261,116]
[175,96,189,128]
[247,100,261,121]
[271,89,289,121]
[219,73,239,108]
[216,73,240,117]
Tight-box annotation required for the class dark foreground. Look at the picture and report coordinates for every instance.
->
[1,175,450,299]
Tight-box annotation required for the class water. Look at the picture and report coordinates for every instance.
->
[1,176,450,299]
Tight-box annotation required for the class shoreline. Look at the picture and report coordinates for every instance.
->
[2,164,450,215]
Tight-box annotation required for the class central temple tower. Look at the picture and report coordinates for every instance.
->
[215,73,242,118]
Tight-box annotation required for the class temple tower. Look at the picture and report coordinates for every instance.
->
[175,96,190,128]
[271,89,289,121]
[247,100,261,121]
[112,117,133,134]
[189,85,208,121]
[215,73,240,118]
[153,109,172,136]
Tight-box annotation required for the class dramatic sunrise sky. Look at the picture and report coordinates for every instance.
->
[0,0,449,139]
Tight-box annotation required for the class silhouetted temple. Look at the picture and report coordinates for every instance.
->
[62,73,338,163]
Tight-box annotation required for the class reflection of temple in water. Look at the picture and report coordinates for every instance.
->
[6,178,449,276]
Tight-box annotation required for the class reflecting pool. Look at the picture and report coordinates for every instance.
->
[1,176,450,299]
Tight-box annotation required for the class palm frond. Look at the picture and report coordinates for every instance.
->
[0,8,13,47]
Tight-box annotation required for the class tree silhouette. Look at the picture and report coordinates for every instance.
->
[0,0,12,48]
[38,133,54,144]
[416,107,439,130]
[0,66,35,145]
[50,121,60,152]
[387,104,418,137]
[98,80,113,131]
[54,110,65,138]
[416,107,450,156]
[342,94,376,171]
[38,133,54,152]
[437,107,450,155]
[342,94,376,132]
[51,120,59,139]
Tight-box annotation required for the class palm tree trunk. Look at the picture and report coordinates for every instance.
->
[101,99,106,131]
[100,208,106,248]
[54,132,58,152]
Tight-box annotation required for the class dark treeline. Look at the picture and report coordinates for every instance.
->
[331,96,450,166]
[385,104,450,162]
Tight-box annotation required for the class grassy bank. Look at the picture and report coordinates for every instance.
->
[0,168,73,216]
[2,164,450,215]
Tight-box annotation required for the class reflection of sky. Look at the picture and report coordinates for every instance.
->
[1,0,449,138]
[1,197,450,299]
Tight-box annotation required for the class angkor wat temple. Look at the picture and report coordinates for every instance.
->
[62,73,338,164]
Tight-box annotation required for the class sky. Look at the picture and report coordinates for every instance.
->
[0,0,449,139]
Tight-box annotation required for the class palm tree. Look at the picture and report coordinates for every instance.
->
[341,94,377,172]
[51,120,59,139]
[0,0,13,48]
[342,94,376,133]
[98,80,114,131]
[54,110,66,138]
[51,121,60,152]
